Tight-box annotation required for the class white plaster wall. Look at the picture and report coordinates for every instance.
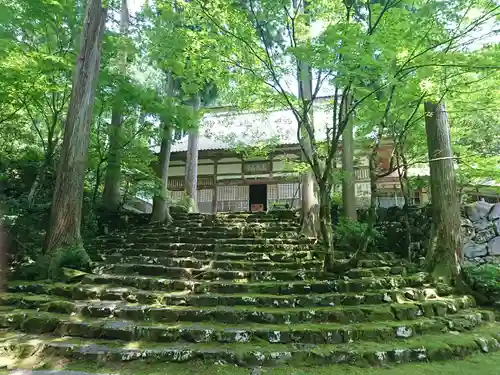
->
[273,160,296,172]
[198,164,214,175]
[218,163,241,174]
[169,166,185,176]
[218,157,241,163]
[273,153,300,160]
[170,160,185,166]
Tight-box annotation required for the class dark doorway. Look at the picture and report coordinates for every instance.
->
[249,184,267,212]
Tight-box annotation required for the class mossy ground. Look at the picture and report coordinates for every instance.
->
[1,352,500,375]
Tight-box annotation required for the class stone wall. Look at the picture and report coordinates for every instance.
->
[462,201,500,267]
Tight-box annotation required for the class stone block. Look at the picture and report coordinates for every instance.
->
[463,242,487,258]
[472,218,493,231]
[475,228,496,243]
[494,219,500,236]
[488,203,500,221]
[465,201,493,222]
[487,236,500,256]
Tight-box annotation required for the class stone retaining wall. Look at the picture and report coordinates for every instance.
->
[462,201,500,267]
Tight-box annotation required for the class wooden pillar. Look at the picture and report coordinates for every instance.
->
[212,158,218,213]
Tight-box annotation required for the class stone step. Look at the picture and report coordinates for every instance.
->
[97,230,303,242]
[99,249,317,262]
[95,237,317,246]
[126,224,301,232]
[100,256,323,271]
[100,254,405,271]
[172,213,298,221]
[2,324,500,366]
[94,263,408,281]
[0,295,478,325]
[127,223,301,233]
[97,242,318,253]
[94,263,333,281]
[4,286,443,308]
[346,266,407,279]
[0,308,491,345]
[80,273,432,294]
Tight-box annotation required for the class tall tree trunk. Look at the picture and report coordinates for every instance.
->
[0,222,8,292]
[359,143,379,253]
[318,181,334,270]
[185,96,201,213]
[291,0,319,237]
[301,168,318,237]
[424,101,462,284]
[102,0,129,212]
[341,96,357,221]
[396,144,412,260]
[151,123,174,223]
[44,0,107,254]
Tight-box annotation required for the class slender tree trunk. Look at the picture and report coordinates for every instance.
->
[44,0,107,254]
[185,96,201,213]
[151,123,174,223]
[341,96,357,221]
[318,181,334,270]
[301,168,318,237]
[396,145,412,260]
[27,123,59,206]
[102,0,129,212]
[0,222,8,292]
[359,143,379,253]
[424,101,462,284]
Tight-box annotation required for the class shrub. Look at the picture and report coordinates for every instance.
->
[465,264,500,305]
[334,217,382,252]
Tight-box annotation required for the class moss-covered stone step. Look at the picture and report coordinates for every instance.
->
[0,294,476,325]
[172,213,299,222]
[2,324,500,366]
[96,237,317,246]
[97,242,318,253]
[0,308,492,345]
[76,299,479,325]
[101,256,323,271]
[3,286,445,308]
[97,229,302,242]
[346,266,407,279]
[94,263,331,281]
[99,249,317,263]
[126,224,301,234]
[94,262,408,281]
[81,273,431,294]
[110,226,302,236]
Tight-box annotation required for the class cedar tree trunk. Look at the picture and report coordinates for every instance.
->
[424,101,462,283]
[44,0,107,253]
[102,0,129,212]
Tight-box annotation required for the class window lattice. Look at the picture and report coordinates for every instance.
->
[197,189,213,202]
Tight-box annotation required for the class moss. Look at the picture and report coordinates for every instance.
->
[46,244,91,280]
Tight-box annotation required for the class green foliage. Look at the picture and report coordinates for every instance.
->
[465,264,500,305]
[46,244,91,280]
[334,217,381,251]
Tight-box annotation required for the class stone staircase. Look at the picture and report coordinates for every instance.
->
[1,212,500,367]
